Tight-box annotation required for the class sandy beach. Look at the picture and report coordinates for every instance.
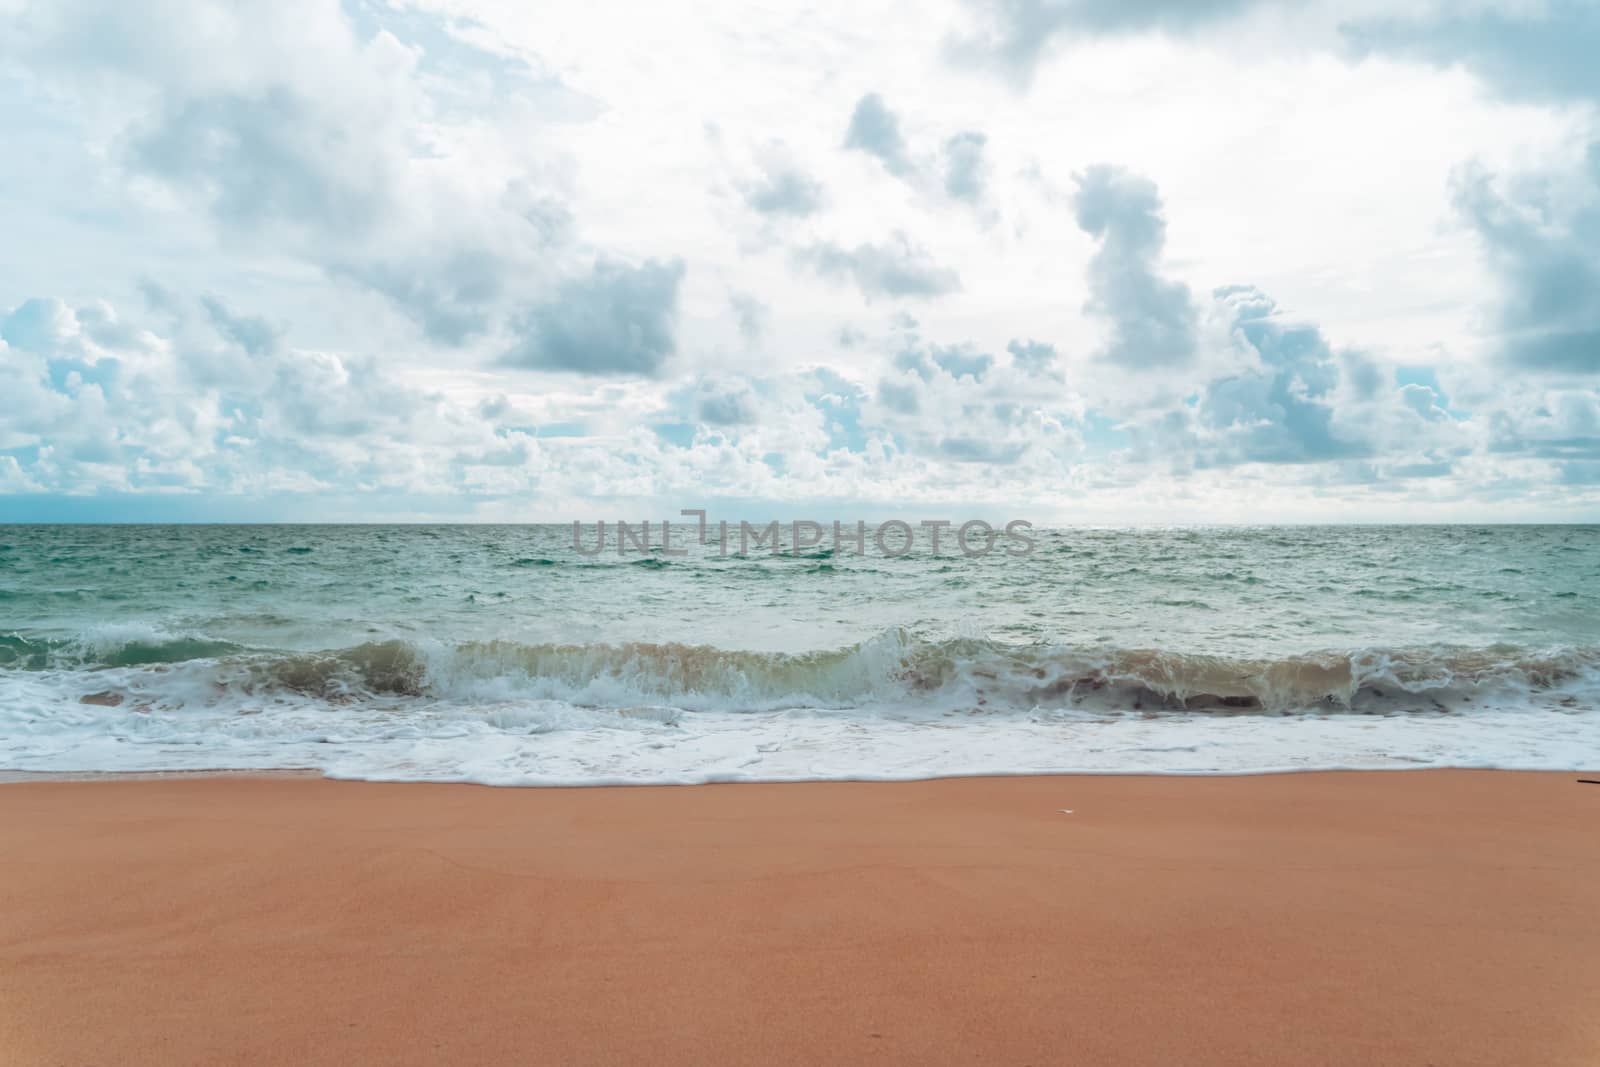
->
[2,770,1597,1065]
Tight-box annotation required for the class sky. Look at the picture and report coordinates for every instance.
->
[1,0,1598,523]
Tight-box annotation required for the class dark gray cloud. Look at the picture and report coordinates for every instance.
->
[740,157,825,218]
[128,89,390,238]
[201,294,281,356]
[932,344,994,380]
[843,93,914,177]
[893,347,936,381]
[1197,285,1367,464]
[137,90,570,350]
[503,259,686,376]
[1342,3,1600,106]
[729,292,768,346]
[1451,156,1600,374]
[1341,10,1600,376]
[695,381,758,425]
[942,131,989,203]
[125,81,564,348]
[7,1,588,352]
[59,301,140,351]
[878,380,921,414]
[893,340,997,384]
[801,233,961,301]
[948,0,1265,85]
[892,341,1001,383]
[331,253,505,347]
[940,436,1027,463]
[1487,391,1600,468]
[1341,350,1386,401]
[137,280,186,320]
[949,0,1600,105]
[845,97,990,201]
[1073,165,1196,368]
[1006,338,1058,374]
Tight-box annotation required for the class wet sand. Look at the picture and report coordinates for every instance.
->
[2,771,1597,1065]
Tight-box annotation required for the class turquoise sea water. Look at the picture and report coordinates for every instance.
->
[2,524,1597,782]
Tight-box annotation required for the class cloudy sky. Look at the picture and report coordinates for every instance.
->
[1,0,1598,522]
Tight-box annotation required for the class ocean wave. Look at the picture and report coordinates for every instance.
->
[0,628,247,670]
[5,627,1599,716]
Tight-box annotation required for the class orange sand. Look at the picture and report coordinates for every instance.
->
[2,771,1598,1065]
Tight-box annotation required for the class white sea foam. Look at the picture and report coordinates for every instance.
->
[1,637,1595,785]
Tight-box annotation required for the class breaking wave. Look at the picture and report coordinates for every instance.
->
[0,629,247,670]
[8,627,1600,716]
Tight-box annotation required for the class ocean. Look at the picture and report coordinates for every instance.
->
[1,523,1596,783]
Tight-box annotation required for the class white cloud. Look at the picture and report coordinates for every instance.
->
[1,0,1598,519]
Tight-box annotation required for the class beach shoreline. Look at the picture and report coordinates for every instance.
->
[3,770,1597,1065]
